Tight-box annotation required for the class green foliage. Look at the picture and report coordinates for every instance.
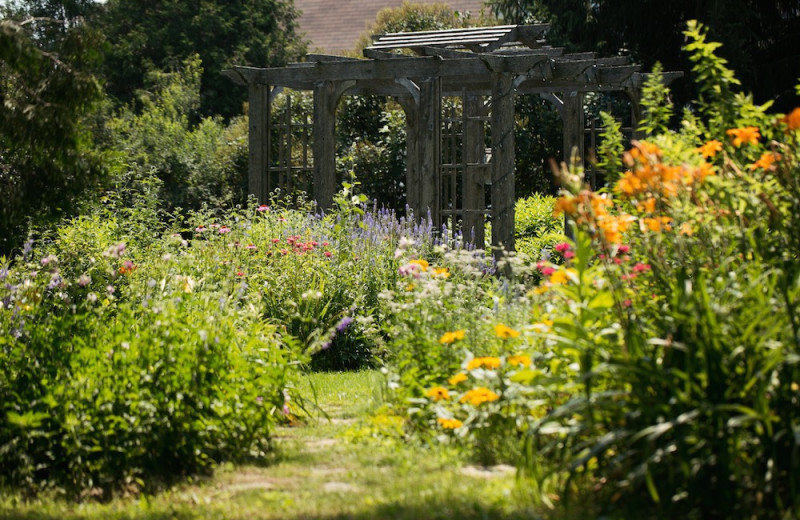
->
[638,62,673,135]
[595,111,624,183]
[97,0,307,118]
[513,193,566,265]
[105,56,248,211]
[0,17,104,255]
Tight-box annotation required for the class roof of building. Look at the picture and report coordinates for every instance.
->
[295,0,489,54]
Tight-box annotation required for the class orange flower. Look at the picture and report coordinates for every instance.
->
[439,329,465,344]
[697,139,723,158]
[437,417,463,429]
[467,356,502,370]
[448,372,468,385]
[679,222,694,236]
[726,127,760,147]
[459,387,500,406]
[554,196,577,216]
[749,151,781,171]
[782,107,800,131]
[426,386,450,401]
[636,197,657,214]
[507,354,531,367]
[493,324,520,340]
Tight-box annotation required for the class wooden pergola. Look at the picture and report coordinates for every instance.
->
[226,25,681,250]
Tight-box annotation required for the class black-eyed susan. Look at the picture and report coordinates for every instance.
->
[439,329,465,344]
[437,417,463,429]
[493,323,520,339]
[467,356,502,370]
[459,387,500,406]
[426,386,450,401]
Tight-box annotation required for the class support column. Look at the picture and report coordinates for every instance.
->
[463,94,486,248]
[398,96,420,219]
[491,73,516,251]
[248,84,271,202]
[562,91,585,168]
[418,77,441,227]
[313,80,338,211]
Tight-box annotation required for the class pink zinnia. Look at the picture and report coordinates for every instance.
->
[324,251,332,257]
[542,266,556,276]
[554,242,571,252]
[563,251,575,259]
[618,245,631,254]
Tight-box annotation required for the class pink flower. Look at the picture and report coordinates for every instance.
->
[257,205,270,212]
[324,251,332,257]
[554,242,571,252]
[210,223,221,229]
[618,245,631,254]
[536,261,546,271]
[246,244,257,251]
[195,225,206,233]
[280,249,289,255]
[236,270,245,277]
[623,299,632,308]
[322,241,330,247]
[563,251,575,259]
[633,263,651,273]
[272,238,280,243]
[218,226,231,234]
[542,266,556,276]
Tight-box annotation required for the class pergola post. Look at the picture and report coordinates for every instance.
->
[248,83,271,202]
[490,72,516,251]
[313,80,338,211]
[417,77,441,226]
[463,93,486,247]
[562,91,585,168]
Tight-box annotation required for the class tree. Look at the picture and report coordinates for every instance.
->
[0,17,104,255]
[487,0,800,110]
[97,0,307,119]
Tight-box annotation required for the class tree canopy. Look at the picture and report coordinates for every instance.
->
[488,0,800,110]
[97,0,307,119]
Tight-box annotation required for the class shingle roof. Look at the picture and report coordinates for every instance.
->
[295,0,489,54]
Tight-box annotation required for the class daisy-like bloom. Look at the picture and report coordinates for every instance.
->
[246,243,257,251]
[467,356,502,371]
[218,226,231,234]
[459,387,500,406]
[494,323,520,339]
[195,225,206,233]
[439,329,465,344]
[507,354,531,367]
[697,139,723,158]
[726,126,760,147]
[409,258,429,272]
[437,417,463,429]
[433,267,451,278]
[426,386,450,401]
[257,204,270,212]
[448,372,468,385]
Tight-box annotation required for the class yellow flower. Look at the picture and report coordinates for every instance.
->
[507,354,531,367]
[467,356,502,371]
[433,267,451,278]
[726,126,760,147]
[679,222,694,236]
[460,387,500,406]
[448,372,468,385]
[439,329,465,344]
[405,283,415,291]
[494,323,520,339]
[409,258,429,272]
[697,139,723,158]
[426,386,450,401]
[437,417,463,429]
[549,270,569,285]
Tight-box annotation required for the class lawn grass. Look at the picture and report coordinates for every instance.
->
[0,370,579,520]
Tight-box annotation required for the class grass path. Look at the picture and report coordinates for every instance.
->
[1,371,548,520]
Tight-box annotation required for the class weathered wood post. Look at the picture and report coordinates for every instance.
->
[490,72,516,251]
[418,77,442,227]
[313,80,338,211]
[248,83,271,202]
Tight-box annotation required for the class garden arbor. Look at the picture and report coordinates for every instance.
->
[226,25,681,250]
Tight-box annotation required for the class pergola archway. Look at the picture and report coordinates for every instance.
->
[226,25,681,250]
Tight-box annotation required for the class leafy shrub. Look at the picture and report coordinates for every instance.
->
[514,194,566,264]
